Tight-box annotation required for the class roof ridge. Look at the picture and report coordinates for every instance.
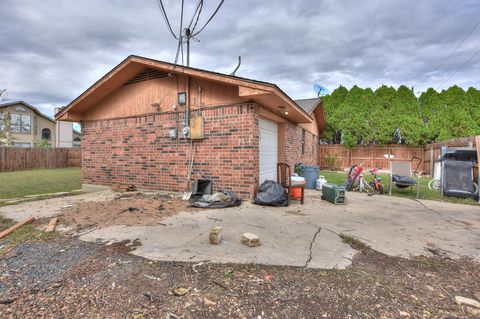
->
[0,100,56,123]
[294,97,321,101]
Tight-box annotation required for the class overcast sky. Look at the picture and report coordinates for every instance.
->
[1,0,479,117]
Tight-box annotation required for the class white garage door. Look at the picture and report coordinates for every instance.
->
[259,118,278,185]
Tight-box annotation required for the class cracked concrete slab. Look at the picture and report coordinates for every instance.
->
[1,189,479,269]
[78,204,356,269]
[0,190,116,221]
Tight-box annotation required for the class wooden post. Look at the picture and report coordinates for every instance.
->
[430,146,434,177]
[348,148,352,168]
[476,136,480,204]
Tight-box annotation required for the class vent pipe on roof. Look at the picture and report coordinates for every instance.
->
[230,56,241,76]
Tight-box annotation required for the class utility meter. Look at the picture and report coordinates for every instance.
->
[182,125,190,137]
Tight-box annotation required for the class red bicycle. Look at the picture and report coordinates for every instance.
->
[344,163,384,195]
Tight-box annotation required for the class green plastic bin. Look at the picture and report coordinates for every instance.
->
[321,183,347,205]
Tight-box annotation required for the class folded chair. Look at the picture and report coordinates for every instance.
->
[277,163,305,205]
[388,160,421,196]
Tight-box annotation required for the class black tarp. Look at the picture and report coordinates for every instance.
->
[190,190,242,209]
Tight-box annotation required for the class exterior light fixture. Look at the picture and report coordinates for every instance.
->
[285,111,289,115]
[178,92,187,105]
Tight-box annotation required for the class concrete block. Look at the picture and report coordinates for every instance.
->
[241,232,260,247]
[209,226,223,245]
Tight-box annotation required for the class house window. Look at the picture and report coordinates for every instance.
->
[42,128,51,140]
[13,142,31,148]
[302,129,306,155]
[10,114,31,134]
[0,112,4,131]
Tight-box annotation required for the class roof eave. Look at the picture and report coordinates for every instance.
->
[56,55,313,124]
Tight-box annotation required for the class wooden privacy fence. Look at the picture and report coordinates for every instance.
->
[319,144,424,172]
[0,148,81,172]
[320,136,480,175]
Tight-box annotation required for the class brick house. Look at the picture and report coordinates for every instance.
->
[56,55,325,198]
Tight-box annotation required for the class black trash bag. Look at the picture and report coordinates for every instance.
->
[392,174,416,188]
[253,180,288,207]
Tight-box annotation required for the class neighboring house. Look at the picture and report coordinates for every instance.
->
[56,55,325,198]
[73,128,82,148]
[0,101,78,148]
[0,101,56,148]
[54,106,82,148]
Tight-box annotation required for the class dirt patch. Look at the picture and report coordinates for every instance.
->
[59,192,199,230]
[1,236,479,318]
[0,216,15,232]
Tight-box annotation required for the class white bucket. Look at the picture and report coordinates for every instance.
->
[316,176,327,190]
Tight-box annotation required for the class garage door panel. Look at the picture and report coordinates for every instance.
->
[259,118,278,185]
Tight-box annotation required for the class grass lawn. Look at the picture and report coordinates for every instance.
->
[0,168,81,199]
[319,170,479,205]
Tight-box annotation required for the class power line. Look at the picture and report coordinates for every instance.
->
[156,0,178,40]
[155,0,225,66]
[188,0,203,31]
[191,1,203,32]
[436,46,480,90]
[192,0,225,37]
[431,19,480,74]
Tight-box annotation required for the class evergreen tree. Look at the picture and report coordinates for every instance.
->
[322,85,480,147]
[394,85,423,145]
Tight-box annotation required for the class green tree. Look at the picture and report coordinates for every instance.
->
[371,85,397,144]
[436,86,478,140]
[335,86,374,147]
[393,85,423,145]
[322,85,348,143]
[465,87,480,126]
[323,85,480,147]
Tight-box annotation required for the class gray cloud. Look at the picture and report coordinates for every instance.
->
[1,0,479,117]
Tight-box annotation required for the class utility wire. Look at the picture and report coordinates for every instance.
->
[192,0,225,36]
[155,0,224,65]
[155,0,178,40]
[431,19,480,74]
[191,1,203,33]
[188,0,203,30]
[435,46,480,90]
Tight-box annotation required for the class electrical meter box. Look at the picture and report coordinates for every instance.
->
[189,116,204,140]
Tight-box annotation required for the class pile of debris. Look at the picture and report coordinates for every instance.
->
[190,190,241,209]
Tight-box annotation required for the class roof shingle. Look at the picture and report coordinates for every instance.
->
[294,98,322,114]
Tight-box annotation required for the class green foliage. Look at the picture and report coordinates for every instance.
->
[35,139,51,148]
[324,153,338,171]
[339,233,368,250]
[323,85,480,147]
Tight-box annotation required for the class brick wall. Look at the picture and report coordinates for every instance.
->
[283,122,319,171]
[81,103,259,198]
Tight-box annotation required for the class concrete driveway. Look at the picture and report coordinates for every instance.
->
[1,190,479,269]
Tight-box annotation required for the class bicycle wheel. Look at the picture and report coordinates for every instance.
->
[428,179,441,191]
